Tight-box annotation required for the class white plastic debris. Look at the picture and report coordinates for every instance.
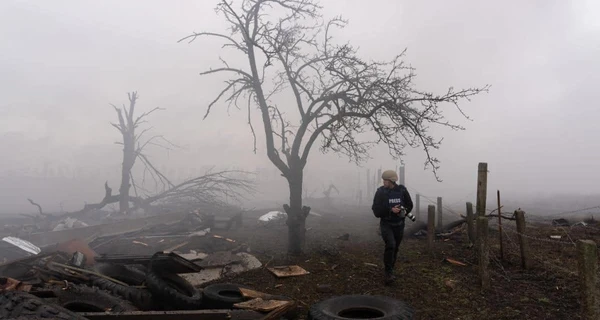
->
[180,252,262,286]
[2,236,41,255]
[258,210,321,222]
[258,211,286,222]
[52,217,89,231]
[188,228,211,237]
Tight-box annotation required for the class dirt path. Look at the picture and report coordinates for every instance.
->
[208,208,585,319]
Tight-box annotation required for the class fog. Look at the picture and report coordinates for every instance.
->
[1,0,599,215]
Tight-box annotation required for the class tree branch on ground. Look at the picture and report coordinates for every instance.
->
[56,170,255,219]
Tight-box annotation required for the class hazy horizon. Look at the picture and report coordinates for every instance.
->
[1,0,599,216]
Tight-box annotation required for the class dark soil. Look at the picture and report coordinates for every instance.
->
[201,207,596,320]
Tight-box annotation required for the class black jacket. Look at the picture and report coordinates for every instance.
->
[371,184,413,223]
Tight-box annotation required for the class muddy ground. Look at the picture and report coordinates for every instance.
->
[197,207,597,320]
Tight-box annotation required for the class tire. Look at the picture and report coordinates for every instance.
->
[0,291,88,320]
[93,263,147,285]
[307,295,414,320]
[89,276,154,311]
[202,283,246,309]
[145,269,203,310]
[55,283,138,313]
[6,318,81,320]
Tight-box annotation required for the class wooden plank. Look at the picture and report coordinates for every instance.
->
[267,265,309,278]
[234,298,290,312]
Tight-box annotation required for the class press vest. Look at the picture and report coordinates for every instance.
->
[382,187,405,224]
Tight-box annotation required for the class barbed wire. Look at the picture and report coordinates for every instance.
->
[501,225,576,246]
[545,205,600,217]
[417,193,464,219]
[405,187,600,229]
[500,228,580,278]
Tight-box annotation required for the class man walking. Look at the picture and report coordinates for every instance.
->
[371,169,414,285]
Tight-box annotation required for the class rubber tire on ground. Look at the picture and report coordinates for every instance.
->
[6,318,80,320]
[89,276,154,311]
[201,283,246,309]
[92,263,147,285]
[307,295,414,320]
[55,283,138,313]
[145,268,203,310]
[0,291,88,320]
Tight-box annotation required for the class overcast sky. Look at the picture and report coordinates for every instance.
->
[1,0,599,214]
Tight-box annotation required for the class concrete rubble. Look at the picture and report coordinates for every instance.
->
[0,210,297,319]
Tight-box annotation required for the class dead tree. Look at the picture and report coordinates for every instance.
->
[322,183,339,198]
[110,92,169,214]
[181,0,489,254]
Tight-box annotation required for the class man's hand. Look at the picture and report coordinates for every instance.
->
[391,206,401,215]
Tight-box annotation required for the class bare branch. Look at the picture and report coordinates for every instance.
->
[27,198,46,216]
[185,0,489,186]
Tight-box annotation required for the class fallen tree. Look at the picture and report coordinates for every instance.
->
[25,169,256,223]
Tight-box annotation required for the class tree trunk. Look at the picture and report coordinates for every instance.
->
[284,168,310,255]
[119,133,135,214]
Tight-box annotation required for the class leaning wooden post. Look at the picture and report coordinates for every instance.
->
[415,194,421,221]
[466,202,475,243]
[437,197,443,231]
[577,239,598,320]
[476,163,488,216]
[477,216,490,290]
[427,205,435,251]
[497,190,504,261]
[514,210,530,269]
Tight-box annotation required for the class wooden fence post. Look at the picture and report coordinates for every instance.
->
[415,194,420,222]
[477,216,490,290]
[476,162,488,216]
[497,190,504,261]
[514,210,530,269]
[577,239,598,320]
[437,197,443,231]
[466,202,475,243]
[399,165,406,186]
[428,205,435,251]
[358,190,362,206]
[366,169,371,201]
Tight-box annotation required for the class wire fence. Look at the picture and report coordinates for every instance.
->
[472,211,600,286]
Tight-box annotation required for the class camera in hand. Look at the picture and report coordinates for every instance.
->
[399,206,416,222]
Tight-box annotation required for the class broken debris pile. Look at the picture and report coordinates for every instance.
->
[0,211,296,319]
[0,248,295,319]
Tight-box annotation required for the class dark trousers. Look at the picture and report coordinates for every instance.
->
[380,221,405,275]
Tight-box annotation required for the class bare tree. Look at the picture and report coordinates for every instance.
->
[181,0,489,254]
[110,92,170,214]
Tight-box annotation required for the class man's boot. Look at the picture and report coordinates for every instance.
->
[384,272,396,285]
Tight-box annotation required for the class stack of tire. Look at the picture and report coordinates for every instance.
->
[89,261,252,311]
[0,253,296,316]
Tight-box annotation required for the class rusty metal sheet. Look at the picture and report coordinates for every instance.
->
[80,309,264,320]
[0,277,32,292]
